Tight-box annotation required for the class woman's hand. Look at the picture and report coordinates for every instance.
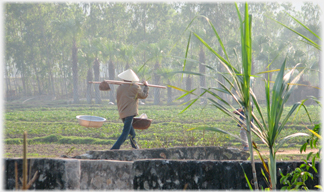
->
[142,80,148,86]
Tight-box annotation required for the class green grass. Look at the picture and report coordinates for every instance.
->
[4,100,320,150]
[5,152,56,158]
[4,134,115,145]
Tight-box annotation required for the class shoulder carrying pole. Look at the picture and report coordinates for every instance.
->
[89,80,167,89]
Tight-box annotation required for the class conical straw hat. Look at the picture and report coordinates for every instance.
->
[117,69,140,82]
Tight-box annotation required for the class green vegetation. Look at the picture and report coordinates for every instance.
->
[5,2,320,107]
[175,2,319,189]
[4,101,320,150]
[5,134,115,145]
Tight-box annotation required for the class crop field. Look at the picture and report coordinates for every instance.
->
[3,99,321,160]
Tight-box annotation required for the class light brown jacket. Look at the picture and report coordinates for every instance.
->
[116,83,149,119]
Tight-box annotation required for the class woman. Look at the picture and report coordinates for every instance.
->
[110,69,149,150]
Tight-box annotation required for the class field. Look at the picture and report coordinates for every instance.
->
[3,99,321,161]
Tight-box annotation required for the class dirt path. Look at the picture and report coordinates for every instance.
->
[4,144,319,159]
[255,148,318,155]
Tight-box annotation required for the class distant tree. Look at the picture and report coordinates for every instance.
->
[52,3,85,103]
[101,39,119,103]
[157,67,177,105]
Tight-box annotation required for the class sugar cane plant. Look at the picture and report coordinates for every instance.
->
[274,9,322,190]
[171,2,312,190]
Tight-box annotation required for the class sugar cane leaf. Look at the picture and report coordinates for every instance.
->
[276,133,309,153]
[192,32,238,73]
[315,185,322,189]
[306,127,322,139]
[285,12,321,40]
[239,163,253,190]
[268,17,320,50]
[188,126,243,141]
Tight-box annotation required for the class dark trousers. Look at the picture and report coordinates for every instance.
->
[111,115,137,149]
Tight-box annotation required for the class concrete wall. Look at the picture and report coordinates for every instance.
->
[80,160,133,190]
[4,158,80,190]
[133,160,321,190]
[4,158,133,190]
[3,147,321,190]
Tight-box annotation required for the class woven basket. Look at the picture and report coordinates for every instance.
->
[132,118,152,130]
[99,81,110,91]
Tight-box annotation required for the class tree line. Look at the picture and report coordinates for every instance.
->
[5,2,321,104]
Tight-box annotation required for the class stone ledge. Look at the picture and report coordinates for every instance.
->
[75,146,249,161]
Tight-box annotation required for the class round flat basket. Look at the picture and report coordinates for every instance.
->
[132,117,152,130]
[76,115,106,128]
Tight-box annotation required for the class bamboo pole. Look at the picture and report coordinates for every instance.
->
[89,80,167,89]
[22,131,27,190]
[15,162,18,190]
[26,171,39,189]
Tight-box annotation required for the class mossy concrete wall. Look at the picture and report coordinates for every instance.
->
[80,160,133,190]
[3,147,321,190]
[5,158,80,190]
[4,158,133,190]
[133,160,320,190]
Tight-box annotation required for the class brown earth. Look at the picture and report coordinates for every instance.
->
[3,144,319,161]
[259,148,318,155]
